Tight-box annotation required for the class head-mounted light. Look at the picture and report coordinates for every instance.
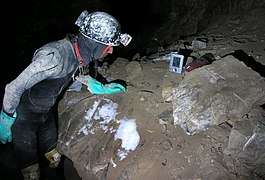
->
[120,33,132,46]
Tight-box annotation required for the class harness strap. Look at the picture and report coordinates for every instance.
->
[73,38,85,75]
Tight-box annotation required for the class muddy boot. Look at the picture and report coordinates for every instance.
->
[21,163,40,180]
[45,148,61,168]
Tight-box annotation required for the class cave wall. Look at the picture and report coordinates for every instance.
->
[2,0,265,98]
[5,0,265,61]
[145,0,265,51]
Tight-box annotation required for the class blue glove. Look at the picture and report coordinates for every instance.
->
[0,109,17,144]
[88,77,126,94]
[76,75,126,94]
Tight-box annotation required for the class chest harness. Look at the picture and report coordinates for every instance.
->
[73,37,87,76]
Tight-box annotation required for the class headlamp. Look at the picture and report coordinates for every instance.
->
[120,33,132,46]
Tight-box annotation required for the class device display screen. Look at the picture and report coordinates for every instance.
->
[169,53,184,74]
[173,56,181,67]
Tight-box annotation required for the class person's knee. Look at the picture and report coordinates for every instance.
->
[44,148,61,168]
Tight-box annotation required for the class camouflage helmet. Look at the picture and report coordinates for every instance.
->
[75,11,131,46]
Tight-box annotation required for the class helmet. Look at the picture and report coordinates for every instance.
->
[75,10,131,46]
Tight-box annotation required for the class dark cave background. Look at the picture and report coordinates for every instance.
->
[1,0,163,99]
[1,0,264,100]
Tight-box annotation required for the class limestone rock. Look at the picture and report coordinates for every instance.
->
[57,92,124,179]
[126,61,143,81]
[224,108,265,177]
[172,55,265,135]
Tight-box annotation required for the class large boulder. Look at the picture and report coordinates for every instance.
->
[224,107,265,177]
[55,58,174,179]
[57,92,143,179]
[172,55,265,135]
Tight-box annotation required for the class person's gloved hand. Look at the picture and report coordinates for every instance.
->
[0,109,17,144]
[76,75,126,94]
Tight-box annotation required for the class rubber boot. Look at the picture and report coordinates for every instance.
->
[21,163,40,180]
[45,148,61,168]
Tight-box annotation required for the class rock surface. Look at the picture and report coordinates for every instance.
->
[172,56,265,135]
[56,5,265,176]
[57,53,265,179]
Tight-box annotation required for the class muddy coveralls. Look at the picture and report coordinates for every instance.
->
[2,35,79,177]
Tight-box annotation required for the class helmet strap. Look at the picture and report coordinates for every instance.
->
[100,46,112,58]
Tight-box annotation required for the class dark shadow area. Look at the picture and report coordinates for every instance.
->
[109,79,128,89]
[0,142,21,180]
[39,156,65,180]
[261,104,265,110]
[223,49,265,78]
[178,48,193,66]
[0,86,79,180]
[63,156,82,180]
[0,142,80,180]
[88,60,127,89]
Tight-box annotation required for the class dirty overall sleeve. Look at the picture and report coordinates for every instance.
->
[3,47,63,114]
